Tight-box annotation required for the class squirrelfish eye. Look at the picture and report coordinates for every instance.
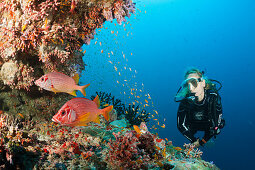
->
[41,77,44,81]
[61,110,65,116]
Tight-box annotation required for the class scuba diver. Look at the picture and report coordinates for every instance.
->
[175,68,225,148]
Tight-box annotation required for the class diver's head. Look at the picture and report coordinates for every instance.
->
[175,68,219,102]
[184,68,206,101]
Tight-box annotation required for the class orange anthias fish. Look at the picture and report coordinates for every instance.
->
[35,72,90,96]
[173,147,182,151]
[133,125,141,134]
[52,96,113,127]
[133,125,142,138]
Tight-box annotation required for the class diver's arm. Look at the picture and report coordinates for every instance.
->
[177,101,197,142]
[213,94,224,129]
[199,94,225,146]
[215,94,225,128]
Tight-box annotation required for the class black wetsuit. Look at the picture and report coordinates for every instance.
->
[177,90,225,146]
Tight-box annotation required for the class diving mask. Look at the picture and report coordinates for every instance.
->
[182,77,203,90]
[174,77,203,102]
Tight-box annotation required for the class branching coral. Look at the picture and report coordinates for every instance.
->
[183,143,203,159]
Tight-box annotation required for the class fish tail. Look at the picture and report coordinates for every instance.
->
[101,105,113,121]
[68,90,77,96]
[79,83,90,96]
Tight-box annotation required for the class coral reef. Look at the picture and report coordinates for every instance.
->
[0,0,136,119]
[0,114,220,169]
[0,0,135,88]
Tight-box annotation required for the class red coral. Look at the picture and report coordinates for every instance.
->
[106,132,140,169]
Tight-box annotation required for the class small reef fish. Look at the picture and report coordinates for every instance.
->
[133,122,148,137]
[52,96,113,127]
[133,125,141,134]
[35,72,90,96]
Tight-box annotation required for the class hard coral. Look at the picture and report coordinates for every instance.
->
[106,132,141,169]
[183,143,203,159]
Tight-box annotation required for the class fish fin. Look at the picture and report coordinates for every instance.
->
[72,112,90,126]
[51,87,60,94]
[79,84,90,97]
[93,116,100,124]
[93,95,100,108]
[101,105,113,121]
[72,73,79,84]
[68,90,77,96]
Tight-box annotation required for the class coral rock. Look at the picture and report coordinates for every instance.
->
[0,61,18,85]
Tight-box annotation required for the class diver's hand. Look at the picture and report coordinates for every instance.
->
[192,139,200,148]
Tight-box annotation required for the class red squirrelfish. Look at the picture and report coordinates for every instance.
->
[35,72,90,96]
[52,96,113,127]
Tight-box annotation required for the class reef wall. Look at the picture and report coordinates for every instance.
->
[0,0,135,119]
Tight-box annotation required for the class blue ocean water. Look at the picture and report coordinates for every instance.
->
[81,0,255,169]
